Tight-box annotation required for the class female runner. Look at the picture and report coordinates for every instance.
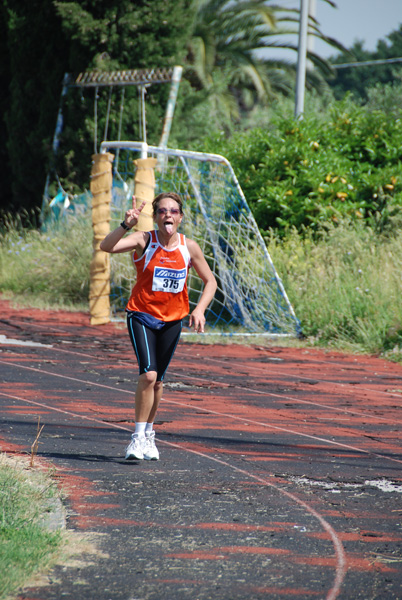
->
[100,192,217,461]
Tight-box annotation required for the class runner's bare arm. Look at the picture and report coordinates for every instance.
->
[187,239,217,333]
[100,196,148,254]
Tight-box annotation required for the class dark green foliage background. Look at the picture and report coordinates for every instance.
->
[329,24,402,101]
[200,99,402,236]
[0,0,192,214]
[1,0,402,240]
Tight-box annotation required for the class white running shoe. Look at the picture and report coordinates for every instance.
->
[125,434,144,460]
[143,431,160,461]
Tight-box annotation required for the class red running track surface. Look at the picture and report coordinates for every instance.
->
[0,298,401,600]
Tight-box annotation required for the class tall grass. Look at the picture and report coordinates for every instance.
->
[266,219,402,358]
[1,213,402,358]
[0,213,92,309]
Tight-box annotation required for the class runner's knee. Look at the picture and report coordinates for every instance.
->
[139,371,158,386]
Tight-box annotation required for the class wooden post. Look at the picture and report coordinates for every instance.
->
[133,157,158,231]
[89,152,114,325]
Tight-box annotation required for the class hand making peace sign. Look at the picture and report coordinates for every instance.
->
[124,195,146,229]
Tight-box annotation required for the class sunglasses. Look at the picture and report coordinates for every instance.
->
[156,208,181,216]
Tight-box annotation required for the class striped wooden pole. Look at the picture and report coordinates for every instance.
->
[133,157,158,231]
[89,152,114,325]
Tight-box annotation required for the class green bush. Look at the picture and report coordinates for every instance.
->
[201,97,402,236]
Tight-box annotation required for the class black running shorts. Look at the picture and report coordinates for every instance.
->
[127,312,182,381]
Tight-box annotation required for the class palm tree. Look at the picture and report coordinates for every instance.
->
[185,0,345,120]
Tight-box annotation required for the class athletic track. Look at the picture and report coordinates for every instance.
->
[0,298,401,599]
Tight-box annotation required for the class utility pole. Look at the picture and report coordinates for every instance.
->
[308,0,317,59]
[294,0,310,118]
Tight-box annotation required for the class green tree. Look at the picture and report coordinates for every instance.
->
[1,0,70,216]
[184,0,342,125]
[0,3,12,213]
[1,0,193,215]
[328,24,402,101]
[54,0,192,73]
[186,0,278,121]
[51,0,193,198]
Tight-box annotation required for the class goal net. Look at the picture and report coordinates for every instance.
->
[101,141,300,336]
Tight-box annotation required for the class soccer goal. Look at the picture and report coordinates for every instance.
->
[100,141,301,337]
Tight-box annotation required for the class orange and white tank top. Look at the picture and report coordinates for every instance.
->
[126,230,191,322]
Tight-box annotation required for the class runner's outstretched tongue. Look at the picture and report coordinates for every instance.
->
[165,224,173,234]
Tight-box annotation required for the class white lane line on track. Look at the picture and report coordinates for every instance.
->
[3,334,401,426]
[0,334,53,348]
[0,387,347,600]
[1,358,402,468]
[4,316,402,394]
[49,345,402,426]
[174,350,402,401]
[174,371,402,426]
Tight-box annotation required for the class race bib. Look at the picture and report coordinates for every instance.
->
[152,267,187,293]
